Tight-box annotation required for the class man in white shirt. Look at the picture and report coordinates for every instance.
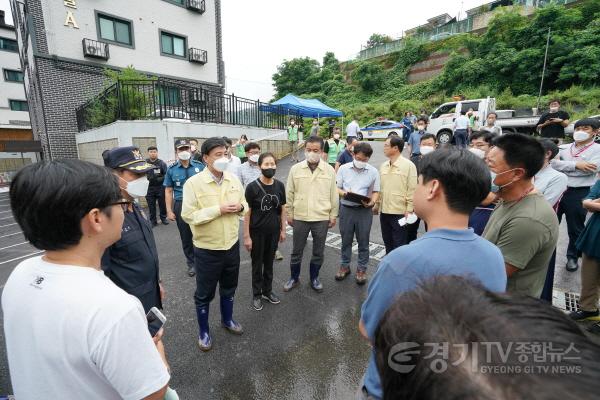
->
[481,112,503,136]
[453,111,470,148]
[346,118,361,144]
[223,136,242,176]
[2,160,171,400]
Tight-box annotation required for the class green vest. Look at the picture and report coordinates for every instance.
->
[288,126,298,141]
[327,139,344,163]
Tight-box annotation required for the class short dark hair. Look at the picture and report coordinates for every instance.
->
[416,117,428,124]
[487,112,498,118]
[306,135,324,150]
[539,138,560,160]
[147,146,157,151]
[419,148,490,214]
[222,137,233,146]
[201,137,227,156]
[375,275,600,400]
[258,152,276,166]
[387,135,405,152]
[574,118,600,130]
[470,130,497,144]
[244,142,261,153]
[491,133,545,178]
[420,133,436,143]
[353,142,373,158]
[10,160,121,251]
[189,138,198,145]
[549,99,560,105]
[347,136,359,145]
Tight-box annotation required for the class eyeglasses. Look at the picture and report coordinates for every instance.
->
[110,199,133,212]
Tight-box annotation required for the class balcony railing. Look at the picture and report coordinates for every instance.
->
[189,48,207,64]
[186,0,206,13]
[75,79,298,132]
[82,38,109,60]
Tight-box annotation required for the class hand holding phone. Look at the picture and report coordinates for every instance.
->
[146,307,166,338]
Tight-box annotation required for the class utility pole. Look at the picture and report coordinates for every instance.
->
[536,27,551,113]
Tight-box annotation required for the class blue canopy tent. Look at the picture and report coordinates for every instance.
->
[262,93,343,119]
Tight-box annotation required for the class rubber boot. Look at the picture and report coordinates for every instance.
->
[284,263,301,291]
[310,263,323,292]
[220,296,243,335]
[195,305,212,351]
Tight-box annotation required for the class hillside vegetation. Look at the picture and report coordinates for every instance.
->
[271,1,600,125]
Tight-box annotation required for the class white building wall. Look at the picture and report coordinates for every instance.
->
[0,23,30,129]
[41,0,219,84]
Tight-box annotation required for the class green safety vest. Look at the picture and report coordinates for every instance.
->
[327,139,344,163]
[288,126,298,141]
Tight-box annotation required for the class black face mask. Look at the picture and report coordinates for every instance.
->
[262,168,276,178]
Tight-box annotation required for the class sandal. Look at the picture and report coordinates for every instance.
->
[335,267,351,281]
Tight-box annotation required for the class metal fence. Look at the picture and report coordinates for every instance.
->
[76,79,297,132]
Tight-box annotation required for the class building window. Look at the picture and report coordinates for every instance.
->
[160,31,186,58]
[9,100,29,111]
[0,36,19,52]
[3,69,24,82]
[97,14,133,46]
[157,86,182,106]
[163,0,184,5]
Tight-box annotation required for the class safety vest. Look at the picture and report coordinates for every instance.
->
[327,139,344,163]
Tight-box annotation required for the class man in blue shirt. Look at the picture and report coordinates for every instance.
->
[334,137,357,173]
[358,148,507,400]
[407,117,428,165]
[164,139,205,277]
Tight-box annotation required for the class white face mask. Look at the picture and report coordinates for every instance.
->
[305,151,321,164]
[417,125,426,131]
[573,130,591,143]
[549,107,559,113]
[178,151,191,161]
[249,154,260,163]
[333,134,340,140]
[420,146,435,155]
[353,160,367,169]
[123,176,149,198]
[469,147,486,159]
[213,157,230,172]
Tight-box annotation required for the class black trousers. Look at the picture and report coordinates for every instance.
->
[194,242,240,308]
[380,213,407,254]
[558,186,590,260]
[173,200,195,268]
[145,185,166,223]
[250,230,278,297]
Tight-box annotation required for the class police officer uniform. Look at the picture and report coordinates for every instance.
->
[101,146,162,313]
[145,156,169,226]
[164,139,204,276]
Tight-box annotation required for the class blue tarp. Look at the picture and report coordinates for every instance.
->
[262,94,343,118]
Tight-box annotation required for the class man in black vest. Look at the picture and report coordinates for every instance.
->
[145,146,169,227]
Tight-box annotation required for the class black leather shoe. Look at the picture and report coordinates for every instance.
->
[187,266,196,277]
[252,297,263,311]
[161,219,170,225]
[151,221,158,227]
[566,258,579,272]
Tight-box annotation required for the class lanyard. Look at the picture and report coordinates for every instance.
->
[570,142,594,158]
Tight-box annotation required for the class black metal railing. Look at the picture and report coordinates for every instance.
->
[186,0,205,13]
[76,79,297,132]
[189,48,207,64]
[82,38,109,60]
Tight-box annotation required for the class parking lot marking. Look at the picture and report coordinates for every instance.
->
[0,251,44,266]
[0,242,29,251]
[0,232,22,239]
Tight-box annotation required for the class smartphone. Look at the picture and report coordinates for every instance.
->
[146,307,166,337]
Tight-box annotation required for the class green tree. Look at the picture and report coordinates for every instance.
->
[272,57,322,98]
[352,61,385,91]
[365,33,393,49]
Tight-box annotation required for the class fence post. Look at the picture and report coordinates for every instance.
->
[116,80,123,120]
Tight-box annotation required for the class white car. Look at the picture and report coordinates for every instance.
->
[359,120,405,141]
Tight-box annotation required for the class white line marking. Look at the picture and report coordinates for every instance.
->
[0,251,44,265]
[0,210,12,214]
[0,223,17,228]
[0,242,29,251]
[0,216,14,220]
[0,231,22,239]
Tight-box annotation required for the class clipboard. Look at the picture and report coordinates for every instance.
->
[344,192,371,203]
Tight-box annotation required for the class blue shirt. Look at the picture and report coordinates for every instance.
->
[360,228,506,399]
[336,162,380,206]
[163,160,204,201]
[408,130,426,155]
[337,149,354,166]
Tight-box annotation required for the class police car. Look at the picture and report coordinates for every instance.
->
[360,120,405,141]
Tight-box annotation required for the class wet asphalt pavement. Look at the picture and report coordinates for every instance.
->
[0,141,587,398]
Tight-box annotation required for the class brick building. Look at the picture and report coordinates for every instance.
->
[9,0,224,160]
